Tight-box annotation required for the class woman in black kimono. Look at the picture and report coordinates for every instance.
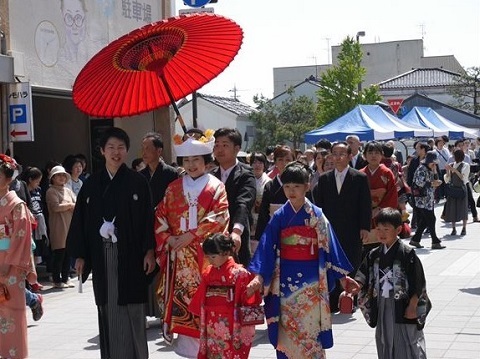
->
[67,127,156,359]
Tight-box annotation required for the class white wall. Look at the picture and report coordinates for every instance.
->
[177,98,254,149]
[271,81,320,106]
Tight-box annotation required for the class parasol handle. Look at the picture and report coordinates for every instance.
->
[176,113,188,135]
[159,75,188,134]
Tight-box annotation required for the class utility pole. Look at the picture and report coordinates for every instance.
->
[309,55,318,79]
[323,37,331,64]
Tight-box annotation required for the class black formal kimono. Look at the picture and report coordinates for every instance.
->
[212,161,256,267]
[67,163,155,359]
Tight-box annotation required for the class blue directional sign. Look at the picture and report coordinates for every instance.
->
[184,0,211,8]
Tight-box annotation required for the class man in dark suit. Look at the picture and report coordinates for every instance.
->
[139,132,178,209]
[212,128,256,266]
[139,132,178,319]
[346,135,368,170]
[312,141,371,312]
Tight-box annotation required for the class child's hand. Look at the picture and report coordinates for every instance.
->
[27,271,37,284]
[404,302,418,319]
[404,295,419,319]
[246,275,263,298]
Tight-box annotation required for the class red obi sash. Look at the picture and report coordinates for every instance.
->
[280,226,318,260]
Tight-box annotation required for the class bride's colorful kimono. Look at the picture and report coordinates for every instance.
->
[155,174,229,340]
[0,191,34,359]
[189,257,260,359]
[249,199,352,359]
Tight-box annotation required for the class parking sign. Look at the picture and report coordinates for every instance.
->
[8,82,34,142]
[183,0,211,8]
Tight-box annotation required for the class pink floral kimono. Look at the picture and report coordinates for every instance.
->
[0,191,34,359]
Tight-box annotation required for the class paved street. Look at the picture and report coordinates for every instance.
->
[27,201,480,359]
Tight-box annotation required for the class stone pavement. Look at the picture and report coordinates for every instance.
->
[27,201,480,358]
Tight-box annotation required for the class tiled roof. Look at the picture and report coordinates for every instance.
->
[378,68,461,89]
[197,93,256,116]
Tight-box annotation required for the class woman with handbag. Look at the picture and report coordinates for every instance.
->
[0,154,35,359]
[444,149,470,235]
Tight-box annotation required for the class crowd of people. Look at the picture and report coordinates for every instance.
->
[1,127,480,359]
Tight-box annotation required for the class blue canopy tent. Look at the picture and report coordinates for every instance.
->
[304,105,432,144]
[400,106,479,140]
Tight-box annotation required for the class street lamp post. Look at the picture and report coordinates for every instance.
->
[356,31,365,95]
[356,31,365,43]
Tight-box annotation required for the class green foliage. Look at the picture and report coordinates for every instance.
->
[449,67,480,115]
[316,36,381,126]
[250,89,317,150]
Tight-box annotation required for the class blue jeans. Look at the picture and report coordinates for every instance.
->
[25,288,38,308]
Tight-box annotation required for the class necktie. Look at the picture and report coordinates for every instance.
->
[351,155,357,168]
[336,172,343,194]
[222,171,229,183]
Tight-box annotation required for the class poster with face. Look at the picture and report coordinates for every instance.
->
[9,0,163,88]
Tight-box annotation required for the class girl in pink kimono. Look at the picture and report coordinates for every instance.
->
[0,154,35,359]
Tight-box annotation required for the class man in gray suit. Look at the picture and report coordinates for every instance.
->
[312,141,371,312]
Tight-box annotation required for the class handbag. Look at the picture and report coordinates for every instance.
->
[474,180,480,193]
[0,283,10,303]
[411,182,426,198]
[339,281,355,314]
[238,304,265,325]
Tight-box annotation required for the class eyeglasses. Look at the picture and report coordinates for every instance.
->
[64,13,84,27]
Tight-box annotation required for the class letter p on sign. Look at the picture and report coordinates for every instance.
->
[9,104,27,124]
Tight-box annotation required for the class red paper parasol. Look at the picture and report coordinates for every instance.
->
[73,13,243,132]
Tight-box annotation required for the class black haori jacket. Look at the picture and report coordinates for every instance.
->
[355,240,432,330]
[67,163,155,306]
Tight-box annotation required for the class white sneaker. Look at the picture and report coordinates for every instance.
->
[54,282,68,289]
[65,280,75,288]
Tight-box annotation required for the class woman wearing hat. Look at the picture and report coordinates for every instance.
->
[409,151,446,250]
[46,165,76,288]
[0,154,36,359]
[155,130,229,358]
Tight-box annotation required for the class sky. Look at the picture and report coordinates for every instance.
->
[174,0,480,106]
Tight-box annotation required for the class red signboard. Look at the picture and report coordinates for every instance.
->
[387,98,404,114]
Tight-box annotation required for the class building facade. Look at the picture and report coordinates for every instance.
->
[273,39,464,98]
[0,0,176,171]
[178,93,256,151]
